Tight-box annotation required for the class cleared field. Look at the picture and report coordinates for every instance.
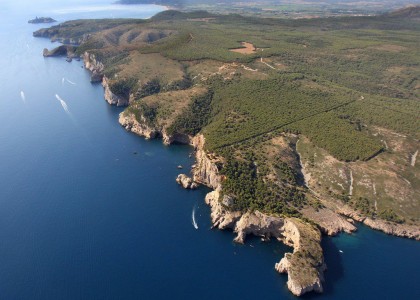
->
[229,42,257,54]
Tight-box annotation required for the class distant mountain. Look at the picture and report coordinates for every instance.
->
[387,5,420,18]
[117,0,184,6]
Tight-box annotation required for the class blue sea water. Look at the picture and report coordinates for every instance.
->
[0,1,419,299]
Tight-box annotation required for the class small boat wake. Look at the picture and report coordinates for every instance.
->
[62,78,76,85]
[192,205,198,229]
[20,91,26,103]
[55,94,70,114]
[66,78,76,85]
[339,250,344,253]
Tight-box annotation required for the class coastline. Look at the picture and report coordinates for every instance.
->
[115,87,420,241]
[119,108,327,296]
[114,88,419,295]
[35,16,420,295]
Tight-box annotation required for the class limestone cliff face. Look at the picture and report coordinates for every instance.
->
[339,206,420,240]
[233,211,285,244]
[84,51,129,107]
[191,135,221,190]
[102,76,129,107]
[119,112,160,140]
[83,52,104,83]
[118,110,192,145]
[275,219,326,296]
[163,132,191,145]
[205,190,242,230]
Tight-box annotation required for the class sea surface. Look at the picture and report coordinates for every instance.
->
[0,1,418,299]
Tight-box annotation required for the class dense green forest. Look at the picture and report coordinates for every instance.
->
[220,156,305,216]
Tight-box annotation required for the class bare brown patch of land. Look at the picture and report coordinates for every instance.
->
[229,42,256,54]
[187,60,267,81]
[386,66,406,74]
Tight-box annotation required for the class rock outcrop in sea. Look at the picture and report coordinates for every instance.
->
[28,17,56,24]
[176,174,198,189]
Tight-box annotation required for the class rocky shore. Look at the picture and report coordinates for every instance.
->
[201,173,325,296]
[193,135,326,296]
[119,108,193,145]
[115,96,420,295]
[117,111,328,296]
[338,206,420,240]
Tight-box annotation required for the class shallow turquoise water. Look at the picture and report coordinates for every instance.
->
[0,1,418,299]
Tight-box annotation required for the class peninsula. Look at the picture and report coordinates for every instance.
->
[34,6,420,296]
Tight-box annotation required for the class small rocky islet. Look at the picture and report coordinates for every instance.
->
[28,17,56,24]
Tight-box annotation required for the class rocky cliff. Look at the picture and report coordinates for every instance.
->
[275,219,326,296]
[339,206,420,240]
[42,45,77,57]
[205,189,325,296]
[83,52,131,106]
[83,52,104,83]
[102,76,129,107]
[191,135,221,190]
[192,135,325,297]
[119,109,192,145]
[119,112,160,140]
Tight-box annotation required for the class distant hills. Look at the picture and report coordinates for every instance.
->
[387,5,420,18]
[117,0,420,7]
[117,1,420,16]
